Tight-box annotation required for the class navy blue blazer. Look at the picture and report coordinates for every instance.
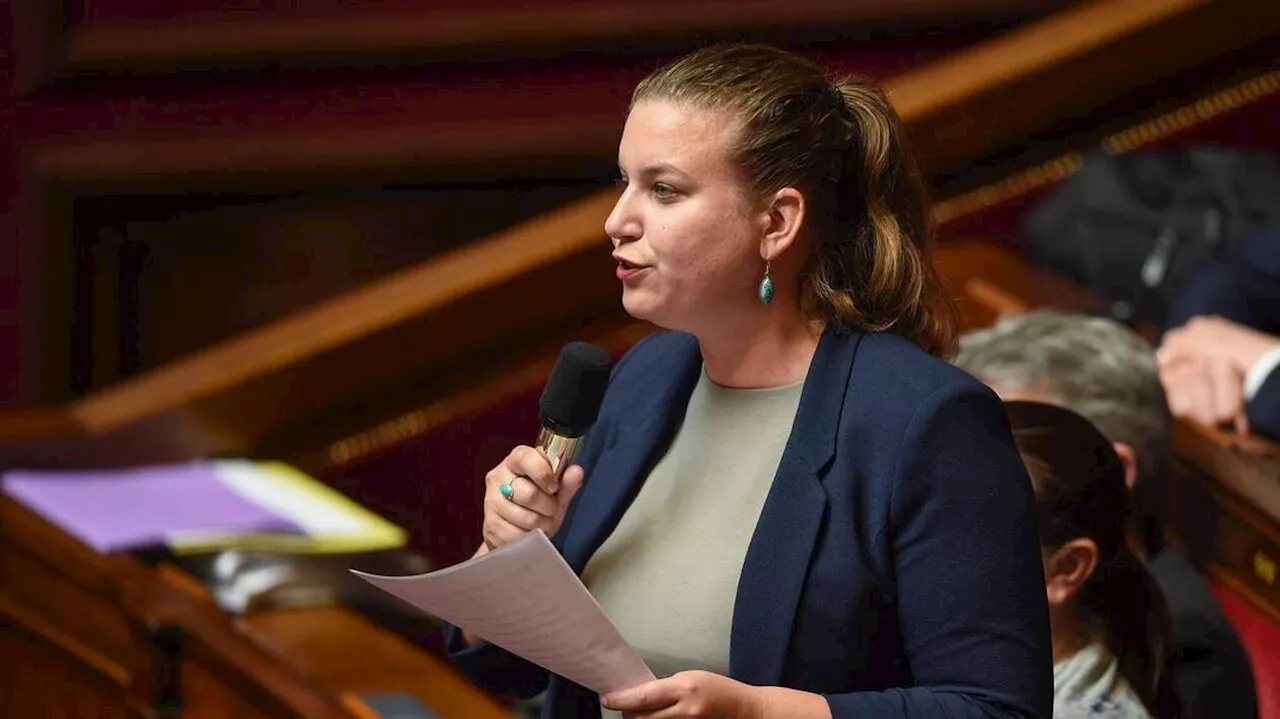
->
[1166,222,1280,439]
[446,328,1053,718]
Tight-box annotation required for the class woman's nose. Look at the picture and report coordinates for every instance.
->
[604,190,639,246]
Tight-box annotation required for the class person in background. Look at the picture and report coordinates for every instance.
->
[446,43,1052,719]
[956,310,1257,719]
[1158,221,1280,440]
[1005,401,1177,719]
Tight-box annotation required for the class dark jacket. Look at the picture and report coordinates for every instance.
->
[447,328,1053,718]
[1149,546,1258,719]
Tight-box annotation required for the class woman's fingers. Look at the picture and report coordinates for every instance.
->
[480,445,584,549]
[482,514,526,549]
[506,445,560,494]
[489,482,555,532]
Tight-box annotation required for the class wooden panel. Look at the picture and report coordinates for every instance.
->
[0,496,512,718]
[934,242,1103,329]
[39,0,1063,80]
[0,605,137,719]
[0,501,158,717]
[72,183,602,387]
[893,0,1280,174]
[1,549,142,670]
[140,563,514,719]
[239,608,513,719]
[0,499,159,709]
[6,0,1274,454]
[1166,450,1280,623]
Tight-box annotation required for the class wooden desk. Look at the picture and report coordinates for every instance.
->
[0,497,513,719]
[1165,423,1280,624]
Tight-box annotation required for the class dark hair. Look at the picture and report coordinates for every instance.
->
[1004,401,1178,718]
[633,44,957,357]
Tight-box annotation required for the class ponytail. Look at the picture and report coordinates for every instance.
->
[1080,546,1180,718]
[808,80,958,358]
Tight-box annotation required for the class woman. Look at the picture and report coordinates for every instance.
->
[1004,401,1178,719]
[447,44,1052,718]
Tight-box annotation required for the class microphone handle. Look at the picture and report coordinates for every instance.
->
[536,426,582,485]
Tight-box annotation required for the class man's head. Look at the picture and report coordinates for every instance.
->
[955,310,1172,490]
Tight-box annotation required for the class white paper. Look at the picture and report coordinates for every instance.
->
[351,530,654,695]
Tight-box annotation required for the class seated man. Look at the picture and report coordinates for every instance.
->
[956,310,1257,719]
[1160,221,1280,440]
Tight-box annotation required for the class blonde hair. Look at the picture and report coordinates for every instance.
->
[633,44,957,357]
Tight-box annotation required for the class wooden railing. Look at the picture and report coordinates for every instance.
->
[22,0,1065,87]
[6,0,1278,470]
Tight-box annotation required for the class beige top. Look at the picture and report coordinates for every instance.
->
[582,367,803,716]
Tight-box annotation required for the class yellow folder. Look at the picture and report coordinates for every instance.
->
[166,460,407,555]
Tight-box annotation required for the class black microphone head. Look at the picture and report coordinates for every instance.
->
[539,342,612,437]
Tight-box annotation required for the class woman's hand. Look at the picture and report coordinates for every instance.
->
[602,672,765,719]
[481,445,585,550]
[602,672,831,719]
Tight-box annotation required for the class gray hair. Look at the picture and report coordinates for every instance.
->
[955,310,1172,486]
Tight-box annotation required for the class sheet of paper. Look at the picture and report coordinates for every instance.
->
[352,530,653,695]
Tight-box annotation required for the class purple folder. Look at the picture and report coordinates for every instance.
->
[2,462,301,554]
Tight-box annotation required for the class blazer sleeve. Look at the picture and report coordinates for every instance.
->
[1165,223,1280,333]
[1247,367,1280,440]
[441,624,550,699]
[825,384,1054,719]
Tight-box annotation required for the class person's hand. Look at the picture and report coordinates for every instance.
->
[602,671,765,719]
[1158,315,1280,375]
[1158,354,1249,434]
[481,445,585,550]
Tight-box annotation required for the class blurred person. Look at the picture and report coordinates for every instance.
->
[1160,221,1280,440]
[1005,401,1178,719]
[1157,316,1280,440]
[445,44,1052,719]
[957,310,1256,719]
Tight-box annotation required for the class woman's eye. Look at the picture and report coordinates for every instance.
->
[652,183,677,200]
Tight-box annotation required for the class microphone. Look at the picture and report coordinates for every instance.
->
[537,342,612,483]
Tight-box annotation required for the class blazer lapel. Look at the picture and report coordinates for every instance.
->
[560,339,702,575]
[730,328,863,686]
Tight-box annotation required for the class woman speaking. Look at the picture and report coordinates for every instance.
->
[446,44,1052,719]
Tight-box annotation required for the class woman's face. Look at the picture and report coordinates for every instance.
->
[605,99,765,334]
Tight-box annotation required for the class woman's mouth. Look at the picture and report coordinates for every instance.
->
[615,259,648,281]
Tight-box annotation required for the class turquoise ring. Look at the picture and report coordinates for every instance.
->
[500,482,515,500]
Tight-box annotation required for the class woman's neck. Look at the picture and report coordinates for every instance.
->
[695,309,823,389]
[1051,613,1094,665]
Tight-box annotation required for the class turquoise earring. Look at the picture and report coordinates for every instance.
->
[758,260,774,305]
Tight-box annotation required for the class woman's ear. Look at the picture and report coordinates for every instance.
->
[759,187,805,262]
[1111,441,1139,490]
[1044,538,1100,608]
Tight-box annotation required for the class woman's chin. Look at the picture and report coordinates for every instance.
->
[623,298,687,333]
[621,293,655,322]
